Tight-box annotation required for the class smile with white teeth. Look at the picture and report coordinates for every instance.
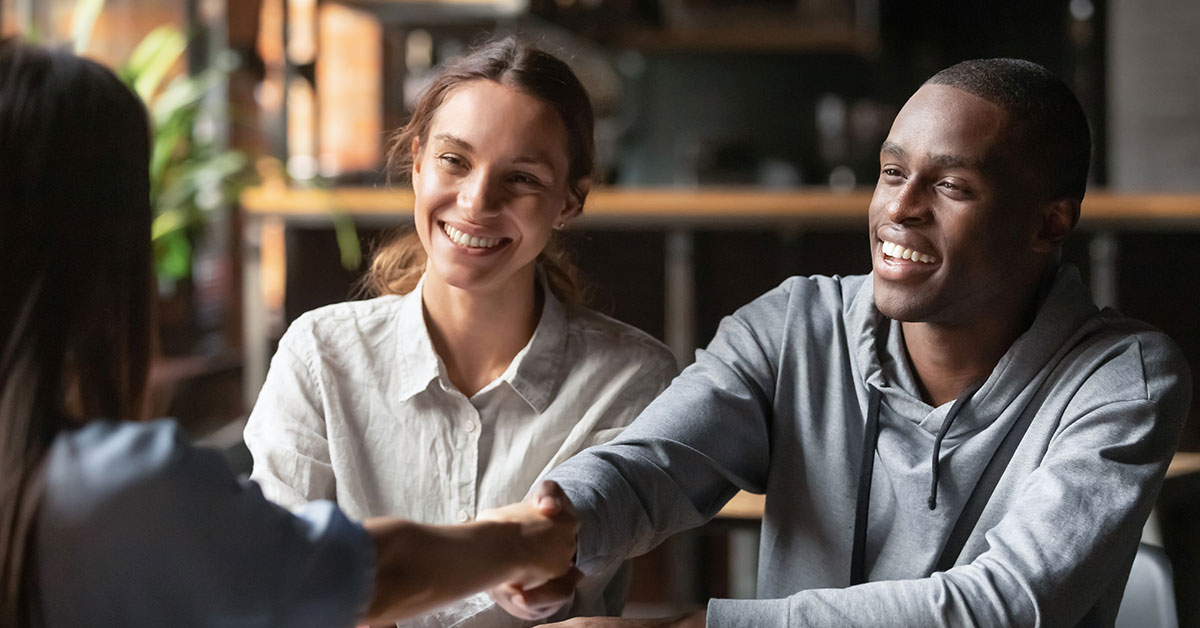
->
[442,223,502,249]
[881,240,937,264]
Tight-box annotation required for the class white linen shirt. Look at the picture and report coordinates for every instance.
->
[244,277,678,627]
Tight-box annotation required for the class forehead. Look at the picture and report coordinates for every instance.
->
[884,84,1013,168]
[427,80,568,161]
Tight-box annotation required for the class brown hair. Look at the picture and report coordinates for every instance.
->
[364,37,594,306]
[0,39,153,624]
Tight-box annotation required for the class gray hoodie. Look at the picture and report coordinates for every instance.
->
[547,265,1191,627]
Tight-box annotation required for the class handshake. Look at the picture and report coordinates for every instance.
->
[476,482,707,628]
[479,480,583,620]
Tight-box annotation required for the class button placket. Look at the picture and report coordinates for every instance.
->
[457,403,480,522]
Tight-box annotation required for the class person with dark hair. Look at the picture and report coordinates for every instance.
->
[492,58,1192,627]
[243,36,677,627]
[0,38,579,628]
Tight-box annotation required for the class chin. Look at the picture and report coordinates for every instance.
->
[873,283,935,322]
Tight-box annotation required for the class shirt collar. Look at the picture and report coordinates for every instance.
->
[504,274,569,413]
[392,273,570,411]
[393,274,442,401]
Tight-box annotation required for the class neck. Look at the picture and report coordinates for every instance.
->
[901,270,1054,407]
[420,271,542,397]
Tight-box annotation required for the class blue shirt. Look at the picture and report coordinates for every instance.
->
[36,419,374,628]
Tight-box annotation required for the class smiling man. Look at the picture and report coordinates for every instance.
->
[488,58,1193,628]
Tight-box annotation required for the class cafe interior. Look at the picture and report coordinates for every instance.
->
[3,0,1199,624]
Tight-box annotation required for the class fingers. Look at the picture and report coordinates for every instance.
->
[519,566,583,608]
[488,576,575,621]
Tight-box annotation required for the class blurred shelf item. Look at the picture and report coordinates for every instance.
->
[1167,452,1200,479]
[716,491,766,519]
[149,351,243,439]
[616,24,876,55]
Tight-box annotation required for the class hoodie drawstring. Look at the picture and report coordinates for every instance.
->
[850,386,882,586]
[851,380,984,586]
[927,379,985,510]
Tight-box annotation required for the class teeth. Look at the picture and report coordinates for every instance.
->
[442,223,501,249]
[881,240,936,264]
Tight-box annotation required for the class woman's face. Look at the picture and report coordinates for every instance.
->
[411,79,580,298]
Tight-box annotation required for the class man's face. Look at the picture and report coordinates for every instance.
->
[869,84,1047,327]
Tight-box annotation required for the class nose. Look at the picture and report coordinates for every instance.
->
[457,171,501,220]
[886,178,931,225]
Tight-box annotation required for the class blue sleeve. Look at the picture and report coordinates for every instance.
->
[36,420,375,628]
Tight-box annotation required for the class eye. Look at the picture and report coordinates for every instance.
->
[936,179,972,199]
[880,166,905,180]
[508,171,545,188]
[437,153,468,171]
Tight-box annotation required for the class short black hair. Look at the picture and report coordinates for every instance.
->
[926,58,1091,203]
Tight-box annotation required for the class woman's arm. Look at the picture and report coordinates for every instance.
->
[361,499,579,623]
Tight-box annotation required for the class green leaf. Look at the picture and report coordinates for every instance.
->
[70,0,107,54]
[331,210,363,270]
[155,230,193,280]
[151,70,222,127]
[123,26,186,101]
[151,208,190,242]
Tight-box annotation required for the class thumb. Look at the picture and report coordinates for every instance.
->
[528,480,567,516]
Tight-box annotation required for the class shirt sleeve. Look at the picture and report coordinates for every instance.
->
[37,420,376,628]
[546,290,785,578]
[244,318,338,510]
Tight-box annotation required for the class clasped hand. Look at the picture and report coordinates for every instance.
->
[481,481,583,620]
[476,480,580,607]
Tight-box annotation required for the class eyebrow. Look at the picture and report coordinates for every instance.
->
[433,133,473,152]
[879,141,981,170]
[431,133,558,173]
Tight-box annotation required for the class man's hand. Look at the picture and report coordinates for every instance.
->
[541,610,707,627]
[487,481,581,620]
[476,483,579,590]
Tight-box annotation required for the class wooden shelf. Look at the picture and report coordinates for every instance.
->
[241,185,1200,229]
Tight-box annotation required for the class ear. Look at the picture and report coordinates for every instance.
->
[1031,198,1079,253]
[410,137,423,179]
[558,176,592,226]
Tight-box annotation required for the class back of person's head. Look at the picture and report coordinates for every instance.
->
[366,36,595,304]
[0,38,152,624]
[925,58,1091,204]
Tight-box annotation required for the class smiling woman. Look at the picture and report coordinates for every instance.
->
[243,37,680,628]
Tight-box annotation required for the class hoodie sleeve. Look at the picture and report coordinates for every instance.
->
[706,332,1191,628]
[546,282,791,577]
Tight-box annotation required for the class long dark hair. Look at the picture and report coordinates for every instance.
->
[365,36,595,305]
[0,39,153,624]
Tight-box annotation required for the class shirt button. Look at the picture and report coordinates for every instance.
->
[465,420,478,433]
[456,509,470,523]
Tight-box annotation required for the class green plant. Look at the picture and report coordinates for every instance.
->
[65,0,252,282]
[119,25,250,281]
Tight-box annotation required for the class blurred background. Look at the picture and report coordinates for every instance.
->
[3,0,1199,623]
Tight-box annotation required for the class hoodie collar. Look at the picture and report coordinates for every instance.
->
[852,264,1100,426]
